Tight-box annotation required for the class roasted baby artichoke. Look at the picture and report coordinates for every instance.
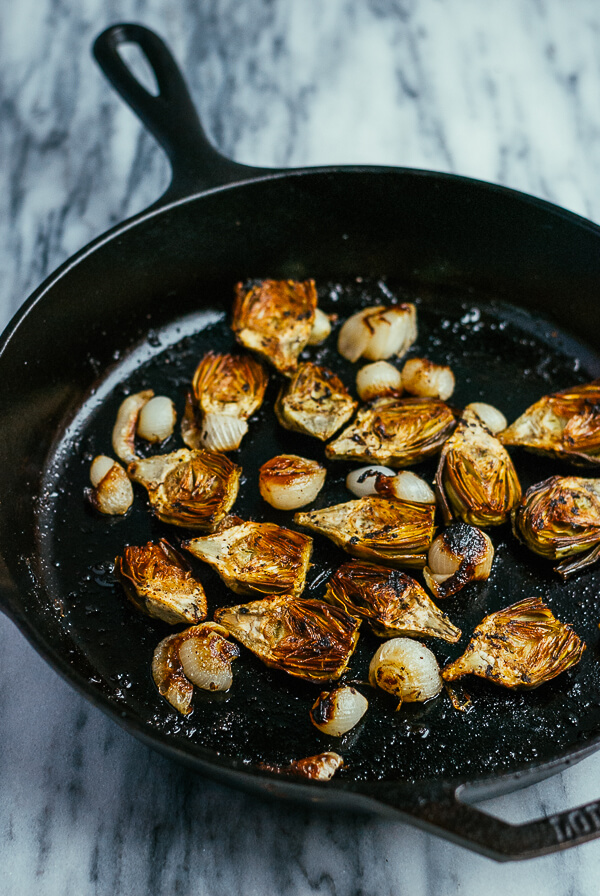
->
[499,380,600,467]
[152,622,240,714]
[128,448,240,530]
[232,278,317,376]
[326,396,456,467]
[435,408,522,527]
[441,597,585,688]
[182,351,268,452]
[115,539,207,624]
[214,596,360,682]
[513,476,600,578]
[295,496,436,568]
[184,520,313,598]
[324,560,461,642]
[275,362,357,441]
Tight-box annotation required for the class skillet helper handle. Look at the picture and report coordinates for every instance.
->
[93,24,271,203]
[360,782,600,860]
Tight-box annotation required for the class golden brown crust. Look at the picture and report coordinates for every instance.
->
[232,279,317,375]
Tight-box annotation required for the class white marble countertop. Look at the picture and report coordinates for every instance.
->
[4,1,600,893]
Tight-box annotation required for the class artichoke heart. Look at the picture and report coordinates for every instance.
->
[115,539,207,624]
[436,408,522,527]
[513,476,600,578]
[184,520,313,598]
[215,596,360,682]
[232,278,317,376]
[499,380,600,466]
[128,448,240,530]
[326,396,456,467]
[325,560,461,643]
[442,597,585,689]
[295,496,436,568]
[275,362,357,441]
[183,351,268,451]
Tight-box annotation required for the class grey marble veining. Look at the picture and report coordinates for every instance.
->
[4,1,600,893]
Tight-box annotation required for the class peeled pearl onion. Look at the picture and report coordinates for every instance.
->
[137,395,177,443]
[178,635,234,692]
[387,471,436,504]
[465,402,508,435]
[307,308,332,345]
[310,686,368,736]
[369,638,442,704]
[356,360,403,402]
[401,357,455,401]
[346,465,395,497]
[90,455,116,488]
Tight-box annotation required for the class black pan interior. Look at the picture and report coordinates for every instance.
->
[36,271,600,785]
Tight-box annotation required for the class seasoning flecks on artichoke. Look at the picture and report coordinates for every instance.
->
[275,362,357,441]
[512,476,600,578]
[324,560,461,642]
[231,278,318,376]
[182,351,268,452]
[441,597,585,689]
[184,520,313,598]
[152,622,240,714]
[294,496,436,568]
[214,596,361,682]
[499,380,600,466]
[325,396,456,468]
[435,408,522,527]
[423,523,494,599]
[115,539,207,624]
[128,448,241,530]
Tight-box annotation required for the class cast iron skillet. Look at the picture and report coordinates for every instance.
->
[3,24,600,861]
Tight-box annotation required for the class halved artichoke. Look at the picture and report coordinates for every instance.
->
[128,448,240,530]
[184,520,313,598]
[326,396,456,467]
[441,597,585,688]
[295,496,436,568]
[435,408,522,527]
[152,622,240,714]
[182,351,268,451]
[512,476,600,578]
[214,596,360,682]
[324,560,461,642]
[275,362,357,441]
[232,278,318,376]
[115,539,207,624]
[499,380,600,466]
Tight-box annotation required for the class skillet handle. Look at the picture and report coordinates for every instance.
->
[93,24,274,204]
[355,780,600,860]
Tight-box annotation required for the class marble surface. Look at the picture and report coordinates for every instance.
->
[4,1,600,892]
